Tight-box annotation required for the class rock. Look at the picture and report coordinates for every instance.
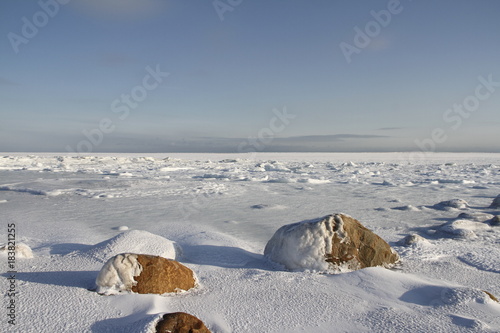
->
[155,312,211,333]
[490,216,500,226]
[433,199,469,210]
[483,291,499,303]
[439,219,491,239]
[133,255,196,294]
[95,253,196,295]
[264,214,399,272]
[457,212,494,222]
[490,194,500,208]
[398,234,430,246]
[0,243,33,259]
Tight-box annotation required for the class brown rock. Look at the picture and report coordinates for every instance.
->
[156,312,211,333]
[483,291,499,303]
[264,214,399,272]
[132,255,196,294]
[326,214,399,269]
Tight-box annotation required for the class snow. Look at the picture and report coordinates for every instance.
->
[95,253,143,295]
[264,215,336,272]
[0,242,34,259]
[1,152,499,332]
[81,230,178,263]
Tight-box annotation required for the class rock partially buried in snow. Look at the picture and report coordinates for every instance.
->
[96,253,196,295]
[155,312,211,333]
[483,291,499,303]
[398,234,431,247]
[433,199,469,210]
[439,219,491,239]
[490,194,500,208]
[83,230,178,263]
[133,255,196,295]
[0,243,34,259]
[490,216,500,226]
[457,212,494,222]
[264,214,399,272]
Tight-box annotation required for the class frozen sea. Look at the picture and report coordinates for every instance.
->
[1,152,499,332]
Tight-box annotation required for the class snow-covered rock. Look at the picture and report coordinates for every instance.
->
[82,230,178,263]
[398,234,431,247]
[433,199,469,210]
[0,242,34,259]
[439,219,491,239]
[264,214,399,272]
[457,212,494,222]
[96,253,196,295]
[393,205,420,212]
[490,216,500,226]
[490,194,500,208]
[95,253,142,295]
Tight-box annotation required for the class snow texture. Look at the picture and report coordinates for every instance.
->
[1,153,500,332]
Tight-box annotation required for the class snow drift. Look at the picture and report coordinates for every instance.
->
[81,230,179,263]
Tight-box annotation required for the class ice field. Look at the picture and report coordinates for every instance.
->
[1,152,499,332]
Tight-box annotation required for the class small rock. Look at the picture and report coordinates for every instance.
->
[156,312,211,333]
[457,212,494,222]
[438,219,491,239]
[0,243,34,259]
[490,194,500,208]
[398,234,430,246]
[251,204,269,209]
[483,291,499,303]
[433,199,469,210]
[490,216,500,226]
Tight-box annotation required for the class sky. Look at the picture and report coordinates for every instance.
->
[1,0,499,153]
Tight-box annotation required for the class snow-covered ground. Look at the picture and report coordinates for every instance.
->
[1,152,499,332]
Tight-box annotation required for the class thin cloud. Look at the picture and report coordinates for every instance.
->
[378,127,405,131]
[281,134,390,142]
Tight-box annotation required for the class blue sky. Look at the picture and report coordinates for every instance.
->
[1,0,499,152]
